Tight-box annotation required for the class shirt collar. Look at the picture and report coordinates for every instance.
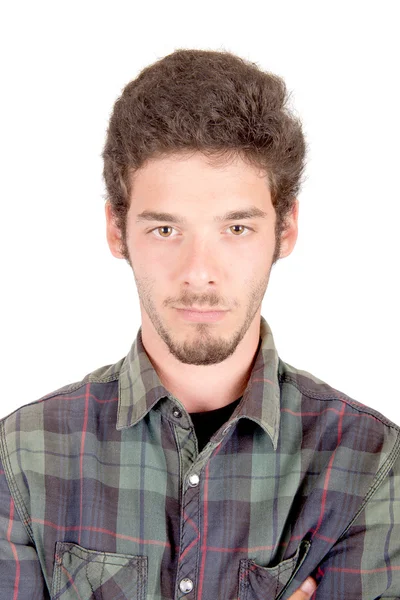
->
[117,315,281,449]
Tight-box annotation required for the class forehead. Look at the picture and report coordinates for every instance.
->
[129,152,272,215]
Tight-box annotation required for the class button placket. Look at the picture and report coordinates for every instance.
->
[172,404,208,600]
[175,470,202,598]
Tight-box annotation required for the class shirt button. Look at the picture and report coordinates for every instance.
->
[179,578,194,593]
[188,474,199,487]
[172,408,182,418]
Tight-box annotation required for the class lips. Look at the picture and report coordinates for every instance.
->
[175,307,226,312]
[175,308,228,322]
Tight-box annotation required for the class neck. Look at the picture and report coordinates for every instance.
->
[140,311,261,413]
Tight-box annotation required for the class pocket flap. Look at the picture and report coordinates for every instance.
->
[51,541,147,600]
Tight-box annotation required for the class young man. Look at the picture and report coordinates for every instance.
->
[0,49,398,600]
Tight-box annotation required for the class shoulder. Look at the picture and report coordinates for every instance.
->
[0,355,126,441]
[277,359,400,548]
[0,357,125,532]
[278,357,400,469]
[279,357,399,430]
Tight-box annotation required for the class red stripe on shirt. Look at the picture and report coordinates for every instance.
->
[313,403,346,537]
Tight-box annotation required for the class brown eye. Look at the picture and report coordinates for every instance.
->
[157,226,173,237]
[230,225,246,235]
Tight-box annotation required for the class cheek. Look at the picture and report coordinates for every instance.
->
[229,255,267,294]
[235,245,274,286]
[232,243,270,269]
[130,236,164,269]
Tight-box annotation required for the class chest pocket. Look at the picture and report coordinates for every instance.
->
[238,539,311,600]
[51,542,148,600]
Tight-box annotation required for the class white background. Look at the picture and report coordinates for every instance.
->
[0,1,399,422]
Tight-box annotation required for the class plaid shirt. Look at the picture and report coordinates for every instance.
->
[1,316,399,599]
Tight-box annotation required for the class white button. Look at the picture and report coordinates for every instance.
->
[188,474,199,487]
[179,577,194,593]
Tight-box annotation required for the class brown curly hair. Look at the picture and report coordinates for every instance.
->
[102,48,308,264]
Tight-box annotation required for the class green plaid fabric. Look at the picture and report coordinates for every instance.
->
[0,315,399,599]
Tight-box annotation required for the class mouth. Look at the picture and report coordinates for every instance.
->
[175,308,228,322]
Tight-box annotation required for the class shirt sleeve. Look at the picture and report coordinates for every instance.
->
[0,454,50,599]
[313,452,400,599]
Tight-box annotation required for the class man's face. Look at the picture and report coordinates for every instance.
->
[106,152,298,366]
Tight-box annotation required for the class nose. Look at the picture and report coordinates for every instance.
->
[179,236,221,288]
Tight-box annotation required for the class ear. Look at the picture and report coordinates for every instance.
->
[105,201,125,259]
[278,199,299,259]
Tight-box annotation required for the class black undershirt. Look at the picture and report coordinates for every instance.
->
[189,397,242,453]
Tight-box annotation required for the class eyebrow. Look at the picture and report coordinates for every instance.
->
[135,206,268,224]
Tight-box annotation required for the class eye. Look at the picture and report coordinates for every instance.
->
[149,225,252,238]
[151,226,176,238]
[229,225,250,236]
